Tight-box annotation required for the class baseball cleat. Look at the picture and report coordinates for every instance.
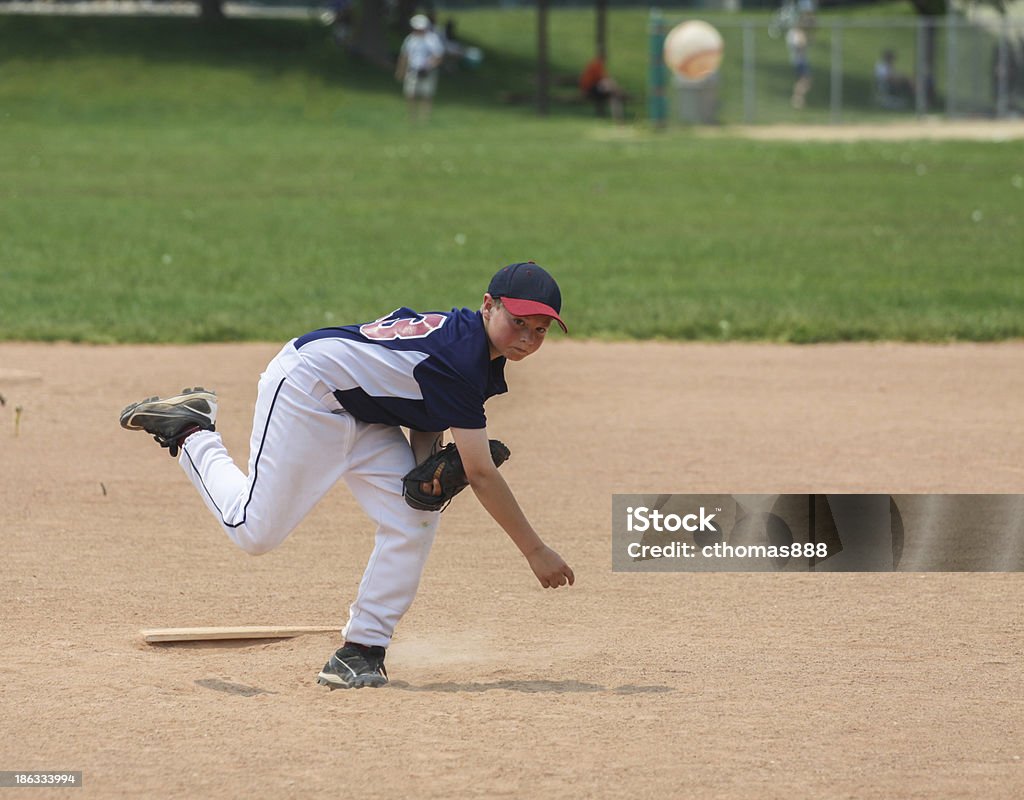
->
[119,387,217,457]
[316,642,388,690]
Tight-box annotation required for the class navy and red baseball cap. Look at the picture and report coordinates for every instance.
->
[488,262,567,333]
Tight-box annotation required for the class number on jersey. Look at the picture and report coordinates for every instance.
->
[359,311,447,341]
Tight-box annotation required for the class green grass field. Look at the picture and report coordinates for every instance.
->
[1,8,1022,342]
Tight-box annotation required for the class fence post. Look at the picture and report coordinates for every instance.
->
[648,9,667,129]
[996,16,1009,119]
[830,22,843,125]
[969,19,983,113]
[915,18,928,116]
[946,13,957,117]
[743,22,756,124]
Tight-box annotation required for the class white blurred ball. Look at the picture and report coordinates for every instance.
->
[664,20,724,81]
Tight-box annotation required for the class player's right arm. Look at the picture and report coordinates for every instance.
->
[450,426,574,589]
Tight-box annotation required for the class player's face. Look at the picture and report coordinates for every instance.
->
[484,296,552,361]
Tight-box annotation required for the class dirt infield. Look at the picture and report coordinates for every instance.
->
[703,119,1024,142]
[2,341,1022,798]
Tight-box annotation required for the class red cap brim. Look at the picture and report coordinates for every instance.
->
[500,297,568,333]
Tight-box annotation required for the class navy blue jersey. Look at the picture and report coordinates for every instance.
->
[293,307,507,431]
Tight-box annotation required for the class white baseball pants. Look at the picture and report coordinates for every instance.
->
[178,343,440,648]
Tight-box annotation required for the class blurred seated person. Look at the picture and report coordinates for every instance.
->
[874,49,915,107]
[579,56,626,123]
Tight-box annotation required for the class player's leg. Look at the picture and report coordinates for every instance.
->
[419,71,438,123]
[341,423,440,646]
[403,70,419,121]
[316,423,439,689]
[178,352,355,555]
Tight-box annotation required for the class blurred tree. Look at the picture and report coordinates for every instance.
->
[189,0,607,116]
[196,0,389,66]
[394,0,418,30]
[351,0,390,67]
[199,0,224,21]
[538,0,550,114]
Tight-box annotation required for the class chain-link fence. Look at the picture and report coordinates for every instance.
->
[651,12,1024,125]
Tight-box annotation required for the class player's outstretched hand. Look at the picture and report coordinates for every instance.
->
[527,545,575,589]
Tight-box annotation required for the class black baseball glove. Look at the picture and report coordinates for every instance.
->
[402,440,511,512]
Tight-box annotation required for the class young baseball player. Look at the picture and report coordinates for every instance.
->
[120,262,575,689]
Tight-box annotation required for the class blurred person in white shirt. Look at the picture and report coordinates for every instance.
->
[395,14,446,123]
